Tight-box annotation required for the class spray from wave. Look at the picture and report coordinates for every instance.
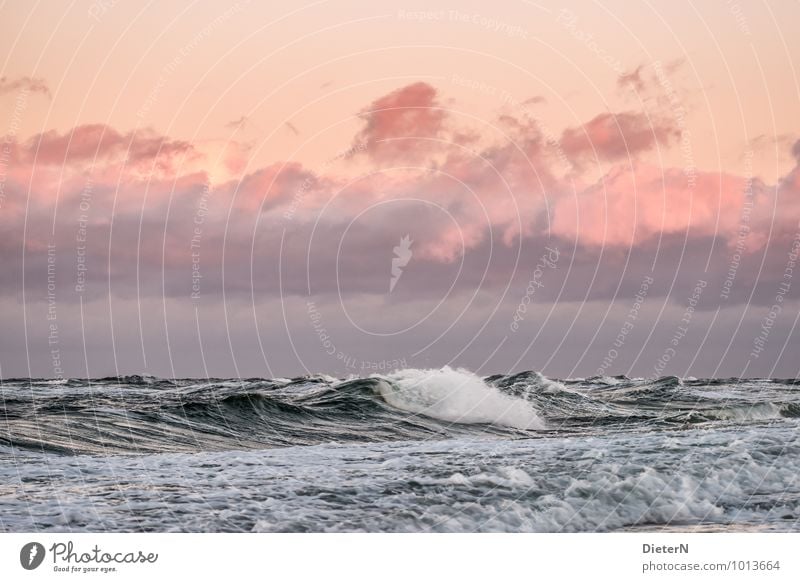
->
[375,366,544,430]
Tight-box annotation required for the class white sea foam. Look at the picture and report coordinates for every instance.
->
[375,366,544,430]
[5,423,798,532]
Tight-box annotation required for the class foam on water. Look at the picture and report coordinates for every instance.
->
[2,373,800,532]
[3,422,798,532]
[375,366,545,430]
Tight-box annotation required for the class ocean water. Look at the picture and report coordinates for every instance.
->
[1,367,798,532]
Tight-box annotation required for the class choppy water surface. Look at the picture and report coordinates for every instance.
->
[1,368,798,532]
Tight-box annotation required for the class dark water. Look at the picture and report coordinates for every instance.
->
[1,368,799,532]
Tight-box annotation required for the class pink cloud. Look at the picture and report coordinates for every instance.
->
[23,124,193,167]
[617,65,647,92]
[228,162,315,213]
[353,82,448,162]
[552,163,749,247]
[0,75,51,98]
[560,112,676,164]
[617,59,686,94]
[3,83,798,305]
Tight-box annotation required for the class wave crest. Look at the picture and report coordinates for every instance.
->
[375,366,544,430]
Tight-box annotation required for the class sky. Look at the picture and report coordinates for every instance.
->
[0,0,798,379]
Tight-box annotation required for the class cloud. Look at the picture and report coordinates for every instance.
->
[224,161,315,212]
[22,124,193,167]
[560,111,677,164]
[522,95,546,106]
[551,162,749,247]
[0,76,51,98]
[225,115,249,130]
[2,74,799,378]
[4,125,249,191]
[617,64,646,92]
[2,82,798,317]
[618,59,685,94]
[353,82,448,162]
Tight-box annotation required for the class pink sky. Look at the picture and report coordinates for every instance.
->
[1,1,798,378]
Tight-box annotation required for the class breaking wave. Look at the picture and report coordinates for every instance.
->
[1,368,798,455]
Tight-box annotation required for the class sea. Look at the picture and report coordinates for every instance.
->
[1,366,798,532]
